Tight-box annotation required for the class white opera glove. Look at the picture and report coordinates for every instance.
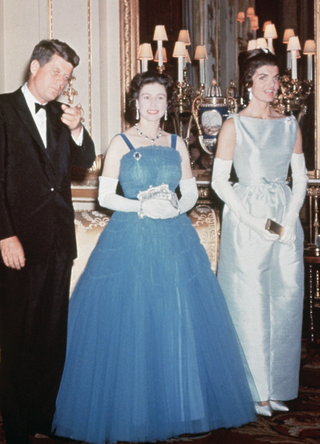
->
[280,152,308,246]
[279,225,296,246]
[142,199,180,219]
[212,158,278,242]
[98,176,140,212]
[178,177,198,214]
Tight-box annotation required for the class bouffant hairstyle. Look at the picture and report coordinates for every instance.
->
[128,71,175,111]
[240,49,278,88]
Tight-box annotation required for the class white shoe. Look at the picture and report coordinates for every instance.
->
[270,400,289,412]
[254,402,273,417]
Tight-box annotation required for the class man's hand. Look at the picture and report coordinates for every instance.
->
[0,236,25,269]
[61,103,82,139]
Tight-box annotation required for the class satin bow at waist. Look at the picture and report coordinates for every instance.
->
[236,177,287,206]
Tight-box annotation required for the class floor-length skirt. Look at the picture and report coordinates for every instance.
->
[52,212,256,444]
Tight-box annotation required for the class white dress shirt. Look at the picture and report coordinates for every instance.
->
[21,83,83,148]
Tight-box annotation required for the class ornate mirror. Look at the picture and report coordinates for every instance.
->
[120,0,319,176]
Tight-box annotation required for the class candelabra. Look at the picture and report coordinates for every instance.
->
[272,76,313,120]
[171,69,194,142]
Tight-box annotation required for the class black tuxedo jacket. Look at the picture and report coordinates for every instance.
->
[0,88,95,263]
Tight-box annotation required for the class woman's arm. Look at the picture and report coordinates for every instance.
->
[215,118,236,160]
[176,136,198,213]
[101,135,129,179]
[212,118,278,242]
[98,135,141,212]
[293,125,303,154]
[280,124,308,245]
[176,136,193,180]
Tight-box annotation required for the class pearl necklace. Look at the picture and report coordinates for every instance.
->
[134,123,162,143]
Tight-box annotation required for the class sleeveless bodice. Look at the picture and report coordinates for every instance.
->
[119,134,182,198]
[232,114,298,186]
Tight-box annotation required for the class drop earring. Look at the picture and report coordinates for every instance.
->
[164,109,168,121]
[248,87,252,101]
[136,107,140,121]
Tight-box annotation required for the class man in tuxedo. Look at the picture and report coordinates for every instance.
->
[0,39,95,444]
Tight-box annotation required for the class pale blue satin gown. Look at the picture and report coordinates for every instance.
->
[217,114,304,402]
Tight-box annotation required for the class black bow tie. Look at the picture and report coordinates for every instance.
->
[35,103,48,113]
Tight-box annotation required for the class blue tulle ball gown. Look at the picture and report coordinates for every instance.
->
[52,134,256,444]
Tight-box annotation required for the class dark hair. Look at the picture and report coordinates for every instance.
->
[240,49,278,88]
[29,39,80,68]
[128,71,175,111]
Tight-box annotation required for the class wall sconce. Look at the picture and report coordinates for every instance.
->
[153,25,168,70]
[194,45,208,86]
[264,23,277,53]
[303,40,316,81]
[138,43,153,72]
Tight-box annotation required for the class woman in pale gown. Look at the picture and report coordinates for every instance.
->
[212,49,308,417]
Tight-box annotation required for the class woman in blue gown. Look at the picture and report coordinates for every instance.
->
[52,72,256,444]
[212,49,308,417]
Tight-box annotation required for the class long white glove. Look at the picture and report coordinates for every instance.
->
[212,158,278,241]
[98,176,140,212]
[99,176,181,219]
[178,177,198,213]
[142,199,179,219]
[140,178,198,219]
[280,153,308,245]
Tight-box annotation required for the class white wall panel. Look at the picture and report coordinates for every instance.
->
[0,0,121,156]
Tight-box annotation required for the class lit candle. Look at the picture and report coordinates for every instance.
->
[287,36,301,80]
[303,40,316,81]
[286,52,291,70]
[251,16,259,40]
[283,29,295,70]
[154,48,168,65]
[237,12,245,39]
[194,45,208,86]
[138,43,153,73]
[153,25,168,68]
[291,51,297,79]
[173,41,186,82]
[264,23,277,54]
[178,57,183,82]
[307,54,312,81]
[178,30,191,73]
[199,59,204,84]
[158,40,163,66]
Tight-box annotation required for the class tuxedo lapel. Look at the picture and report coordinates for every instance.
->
[13,89,46,153]
[13,89,64,167]
[46,103,62,156]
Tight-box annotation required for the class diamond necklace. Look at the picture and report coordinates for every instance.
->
[134,123,162,143]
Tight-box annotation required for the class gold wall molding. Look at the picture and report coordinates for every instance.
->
[48,0,53,38]
[120,0,139,130]
[123,1,319,176]
[47,0,92,137]
[87,0,92,136]
[315,0,320,175]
